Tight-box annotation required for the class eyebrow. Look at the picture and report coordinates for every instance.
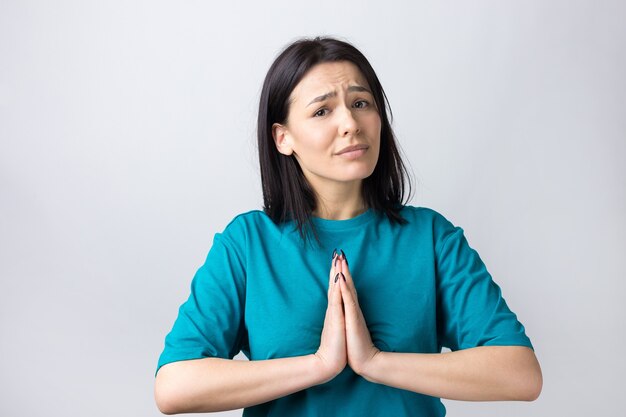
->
[306,85,372,107]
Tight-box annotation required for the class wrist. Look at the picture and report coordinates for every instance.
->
[358,349,385,383]
[309,353,341,385]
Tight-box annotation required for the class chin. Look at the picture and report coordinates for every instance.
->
[341,167,377,182]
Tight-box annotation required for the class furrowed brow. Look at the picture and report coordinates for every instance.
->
[306,85,372,107]
[306,91,336,107]
[347,85,371,95]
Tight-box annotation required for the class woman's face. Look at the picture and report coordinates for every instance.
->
[272,61,381,191]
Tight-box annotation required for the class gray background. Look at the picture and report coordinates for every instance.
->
[1,1,624,416]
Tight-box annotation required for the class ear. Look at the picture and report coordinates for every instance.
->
[272,123,294,156]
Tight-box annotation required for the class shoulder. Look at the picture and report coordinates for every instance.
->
[219,209,273,236]
[202,210,273,262]
[223,209,273,229]
[398,205,457,229]
[215,209,279,247]
[397,205,464,249]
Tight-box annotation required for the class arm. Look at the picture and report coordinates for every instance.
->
[154,354,328,414]
[359,345,542,401]
[334,256,542,402]
[155,251,348,414]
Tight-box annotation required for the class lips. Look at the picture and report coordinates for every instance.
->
[336,144,369,155]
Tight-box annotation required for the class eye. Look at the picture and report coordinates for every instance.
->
[313,108,329,117]
[354,99,370,109]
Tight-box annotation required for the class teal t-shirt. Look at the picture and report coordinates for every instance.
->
[157,205,533,416]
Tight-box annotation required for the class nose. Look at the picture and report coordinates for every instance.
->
[338,105,360,137]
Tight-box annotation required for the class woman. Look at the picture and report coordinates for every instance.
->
[154,36,542,416]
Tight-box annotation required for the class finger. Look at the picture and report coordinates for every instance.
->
[335,251,343,274]
[324,269,344,325]
[329,248,338,282]
[338,259,366,327]
[339,258,359,305]
[328,249,338,296]
[331,253,344,305]
[339,273,357,309]
[339,275,361,332]
[332,272,346,320]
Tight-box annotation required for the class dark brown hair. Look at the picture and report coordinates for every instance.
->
[257,36,413,245]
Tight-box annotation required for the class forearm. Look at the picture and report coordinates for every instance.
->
[155,354,326,414]
[360,346,542,401]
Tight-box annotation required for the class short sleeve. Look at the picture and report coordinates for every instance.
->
[156,232,248,375]
[434,215,533,352]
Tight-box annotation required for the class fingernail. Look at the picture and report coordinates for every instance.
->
[331,248,337,260]
[340,272,346,282]
[340,249,348,266]
[334,272,340,283]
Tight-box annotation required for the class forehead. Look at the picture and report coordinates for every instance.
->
[290,61,370,103]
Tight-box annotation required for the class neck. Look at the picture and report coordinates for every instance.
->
[311,180,367,220]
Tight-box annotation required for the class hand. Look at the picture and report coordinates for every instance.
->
[314,250,347,383]
[336,253,381,377]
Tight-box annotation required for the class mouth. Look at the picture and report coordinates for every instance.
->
[336,144,369,155]
[336,145,369,160]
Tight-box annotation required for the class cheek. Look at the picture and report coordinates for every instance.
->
[294,126,333,154]
[370,122,382,158]
[368,126,382,153]
[362,112,381,133]
[373,117,383,137]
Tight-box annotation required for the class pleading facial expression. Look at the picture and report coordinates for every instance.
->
[272,61,382,190]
